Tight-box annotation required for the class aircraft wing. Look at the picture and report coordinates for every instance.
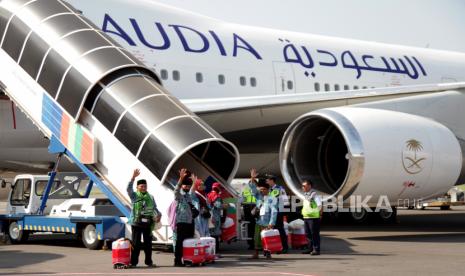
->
[184,82,465,115]
[182,82,465,177]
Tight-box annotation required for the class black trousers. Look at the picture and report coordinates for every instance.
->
[242,204,256,248]
[275,213,289,250]
[131,225,153,266]
[304,218,321,252]
[175,222,195,263]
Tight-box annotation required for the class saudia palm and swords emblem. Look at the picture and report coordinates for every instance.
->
[402,139,426,174]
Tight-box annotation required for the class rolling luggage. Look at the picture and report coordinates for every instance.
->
[260,229,283,253]
[182,238,206,266]
[112,238,131,269]
[200,237,216,263]
[290,227,308,249]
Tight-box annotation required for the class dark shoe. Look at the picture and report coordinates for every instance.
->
[174,259,185,267]
[302,250,313,254]
[311,251,320,256]
[281,248,288,254]
[265,251,272,259]
[146,263,156,268]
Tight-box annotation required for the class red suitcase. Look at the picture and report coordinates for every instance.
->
[290,227,308,249]
[112,238,131,269]
[261,229,283,253]
[183,238,206,266]
[200,237,216,263]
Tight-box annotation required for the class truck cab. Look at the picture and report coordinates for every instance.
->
[7,173,89,215]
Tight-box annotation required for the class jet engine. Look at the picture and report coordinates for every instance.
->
[280,107,463,205]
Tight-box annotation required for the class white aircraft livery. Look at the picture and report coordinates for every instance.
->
[1,0,465,217]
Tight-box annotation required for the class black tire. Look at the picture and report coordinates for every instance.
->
[378,207,397,223]
[350,209,369,223]
[440,205,451,210]
[81,224,102,250]
[8,221,29,244]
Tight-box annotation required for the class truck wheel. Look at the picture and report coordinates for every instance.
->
[9,221,29,244]
[82,224,102,250]
[440,205,451,210]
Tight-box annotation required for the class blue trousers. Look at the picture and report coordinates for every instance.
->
[304,218,321,252]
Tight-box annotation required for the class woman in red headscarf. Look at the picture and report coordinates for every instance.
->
[190,177,210,237]
[208,182,223,253]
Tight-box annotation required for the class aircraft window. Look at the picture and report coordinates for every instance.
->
[362,86,367,89]
[287,81,293,90]
[172,70,180,81]
[196,72,203,83]
[250,77,257,87]
[240,76,246,86]
[354,85,359,90]
[160,69,168,80]
[314,83,320,92]
[324,83,330,91]
[218,74,225,84]
[334,84,340,91]
[344,85,350,90]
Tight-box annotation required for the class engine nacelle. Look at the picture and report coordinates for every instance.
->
[280,107,463,205]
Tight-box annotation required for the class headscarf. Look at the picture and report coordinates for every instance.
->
[194,179,208,208]
[207,182,222,204]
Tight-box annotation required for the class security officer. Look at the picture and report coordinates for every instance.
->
[127,169,161,267]
[241,169,258,249]
[301,179,322,255]
[265,173,289,253]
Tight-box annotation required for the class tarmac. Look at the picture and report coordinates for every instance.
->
[1,205,465,276]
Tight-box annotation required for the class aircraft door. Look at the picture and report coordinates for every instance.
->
[273,62,295,94]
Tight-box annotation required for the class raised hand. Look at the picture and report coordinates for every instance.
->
[131,169,140,181]
[250,168,258,180]
[191,173,198,184]
[179,168,188,180]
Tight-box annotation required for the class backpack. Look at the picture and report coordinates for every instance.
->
[167,200,177,231]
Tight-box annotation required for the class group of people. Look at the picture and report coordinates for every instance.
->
[172,168,226,267]
[127,168,226,268]
[241,169,322,259]
[126,167,323,267]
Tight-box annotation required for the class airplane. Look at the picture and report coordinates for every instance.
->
[1,0,465,221]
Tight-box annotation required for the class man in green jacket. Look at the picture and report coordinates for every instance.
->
[127,169,161,267]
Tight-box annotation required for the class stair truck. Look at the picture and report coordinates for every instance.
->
[0,0,240,249]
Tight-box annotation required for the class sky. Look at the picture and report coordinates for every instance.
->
[153,0,465,53]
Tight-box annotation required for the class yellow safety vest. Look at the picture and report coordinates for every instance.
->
[302,198,320,219]
[242,187,256,204]
[270,189,280,198]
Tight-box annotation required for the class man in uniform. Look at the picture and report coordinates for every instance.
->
[241,171,258,249]
[301,180,322,255]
